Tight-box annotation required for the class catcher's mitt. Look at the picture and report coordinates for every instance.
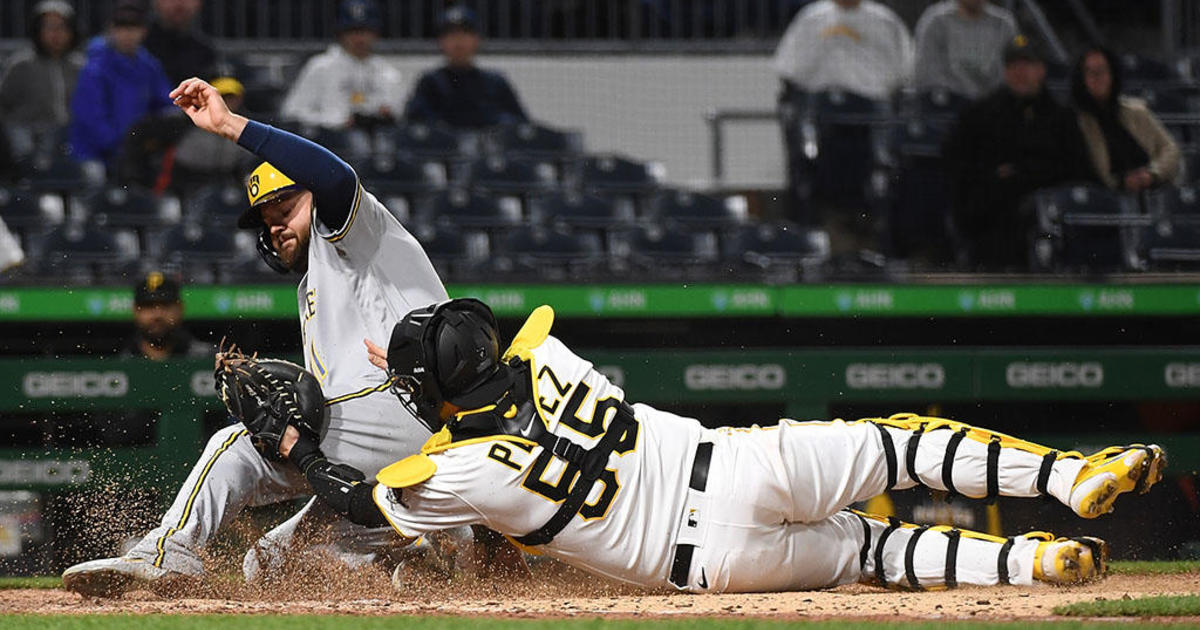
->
[214,342,329,461]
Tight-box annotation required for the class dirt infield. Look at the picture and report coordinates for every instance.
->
[3,568,1197,620]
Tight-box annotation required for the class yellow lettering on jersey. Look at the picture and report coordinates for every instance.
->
[304,289,317,321]
[309,341,327,383]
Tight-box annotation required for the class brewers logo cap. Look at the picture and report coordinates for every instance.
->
[240,162,300,228]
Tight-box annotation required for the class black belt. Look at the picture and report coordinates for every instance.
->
[668,441,713,588]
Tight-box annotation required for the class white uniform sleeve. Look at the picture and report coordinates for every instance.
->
[311,185,395,267]
[372,480,481,539]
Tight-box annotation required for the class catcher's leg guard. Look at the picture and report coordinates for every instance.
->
[1067,444,1167,518]
[860,414,1089,504]
[850,510,1101,589]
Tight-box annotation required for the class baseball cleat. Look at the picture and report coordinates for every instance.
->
[62,556,190,598]
[1068,445,1166,518]
[1032,537,1108,585]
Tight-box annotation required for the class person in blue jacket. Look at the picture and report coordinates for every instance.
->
[402,5,529,129]
[68,0,173,166]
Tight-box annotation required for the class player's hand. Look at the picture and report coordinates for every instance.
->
[170,77,248,141]
[365,338,389,372]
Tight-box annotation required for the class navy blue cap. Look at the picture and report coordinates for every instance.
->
[438,5,478,35]
[338,0,381,32]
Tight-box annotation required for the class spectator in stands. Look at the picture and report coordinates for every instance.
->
[143,0,217,84]
[913,0,1017,99]
[280,0,404,130]
[122,271,212,360]
[771,0,913,101]
[169,76,255,187]
[0,0,83,128]
[403,5,530,129]
[1071,47,1180,193]
[68,0,174,167]
[943,35,1094,271]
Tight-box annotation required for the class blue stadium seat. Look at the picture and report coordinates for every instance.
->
[528,191,632,229]
[33,221,139,284]
[357,154,447,197]
[20,150,102,194]
[421,188,521,231]
[1030,185,1147,272]
[77,185,175,229]
[157,222,242,283]
[648,189,746,231]
[484,122,583,161]
[883,120,953,264]
[917,88,971,122]
[466,156,557,196]
[808,90,892,205]
[184,183,247,227]
[377,124,466,162]
[1118,53,1181,85]
[577,154,661,195]
[0,187,61,231]
[412,222,489,280]
[723,221,831,279]
[1140,222,1200,271]
[493,226,606,280]
[304,126,373,166]
[614,222,718,279]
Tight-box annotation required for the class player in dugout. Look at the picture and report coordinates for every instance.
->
[216,298,1167,593]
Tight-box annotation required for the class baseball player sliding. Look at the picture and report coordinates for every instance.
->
[62,78,520,597]
[219,298,1165,593]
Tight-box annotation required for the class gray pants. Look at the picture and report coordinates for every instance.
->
[125,393,428,579]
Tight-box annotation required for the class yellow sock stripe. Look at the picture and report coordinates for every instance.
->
[325,380,393,406]
[152,429,248,568]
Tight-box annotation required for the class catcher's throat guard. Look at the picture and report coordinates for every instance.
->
[214,347,329,461]
[385,298,505,433]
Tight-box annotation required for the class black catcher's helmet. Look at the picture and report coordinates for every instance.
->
[386,298,507,431]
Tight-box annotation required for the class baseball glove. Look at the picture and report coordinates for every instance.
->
[214,342,329,461]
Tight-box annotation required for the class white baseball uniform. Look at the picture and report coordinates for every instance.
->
[371,306,1090,592]
[126,181,446,578]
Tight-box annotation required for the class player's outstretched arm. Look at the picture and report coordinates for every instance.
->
[170,77,357,230]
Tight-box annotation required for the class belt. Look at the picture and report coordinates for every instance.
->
[668,441,713,588]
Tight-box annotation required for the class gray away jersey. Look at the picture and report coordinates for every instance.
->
[299,183,449,476]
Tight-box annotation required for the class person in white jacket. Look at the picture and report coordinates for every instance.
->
[772,0,914,101]
[280,0,403,130]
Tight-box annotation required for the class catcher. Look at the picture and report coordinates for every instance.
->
[238,299,1165,593]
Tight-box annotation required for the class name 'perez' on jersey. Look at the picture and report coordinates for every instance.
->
[371,306,706,587]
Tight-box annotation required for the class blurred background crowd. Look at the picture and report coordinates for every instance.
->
[0,0,1197,284]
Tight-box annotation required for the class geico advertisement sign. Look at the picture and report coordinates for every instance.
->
[23,371,129,398]
[846,363,945,389]
[685,364,786,391]
[1165,363,1200,388]
[1006,362,1104,388]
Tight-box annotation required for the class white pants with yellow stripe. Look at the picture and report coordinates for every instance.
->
[683,415,1087,592]
[124,393,428,577]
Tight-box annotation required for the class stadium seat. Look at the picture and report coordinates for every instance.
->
[376,123,466,162]
[916,88,971,123]
[466,155,557,196]
[1030,185,1147,272]
[493,226,606,280]
[20,149,103,194]
[0,186,63,232]
[647,189,747,231]
[808,90,892,205]
[1118,53,1181,85]
[722,221,831,280]
[613,222,718,279]
[184,183,248,227]
[77,185,177,229]
[576,154,662,195]
[528,191,633,230]
[484,122,583,162]
[357,154,447,197]
[1130,85,1197,115]
[33,221,139,284]
[157,222,242,283]
[411,222,489,280]
[883,120,953,265]
[1139,221,1200,271]
[421,188,521,231]
[304,127,373,166]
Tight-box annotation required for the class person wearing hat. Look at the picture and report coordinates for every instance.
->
[942,34,1095,271]
[0,0,84,129]
[280,0,404,130]
[143,0,218,84]
[169,75,255,188]
[121,271,213,360]
[61,74,528,597]
[402,5,529,129]
[68,0,174,166]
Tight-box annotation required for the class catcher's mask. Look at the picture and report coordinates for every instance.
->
[385,298,506,432]
[241,162,302,275]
